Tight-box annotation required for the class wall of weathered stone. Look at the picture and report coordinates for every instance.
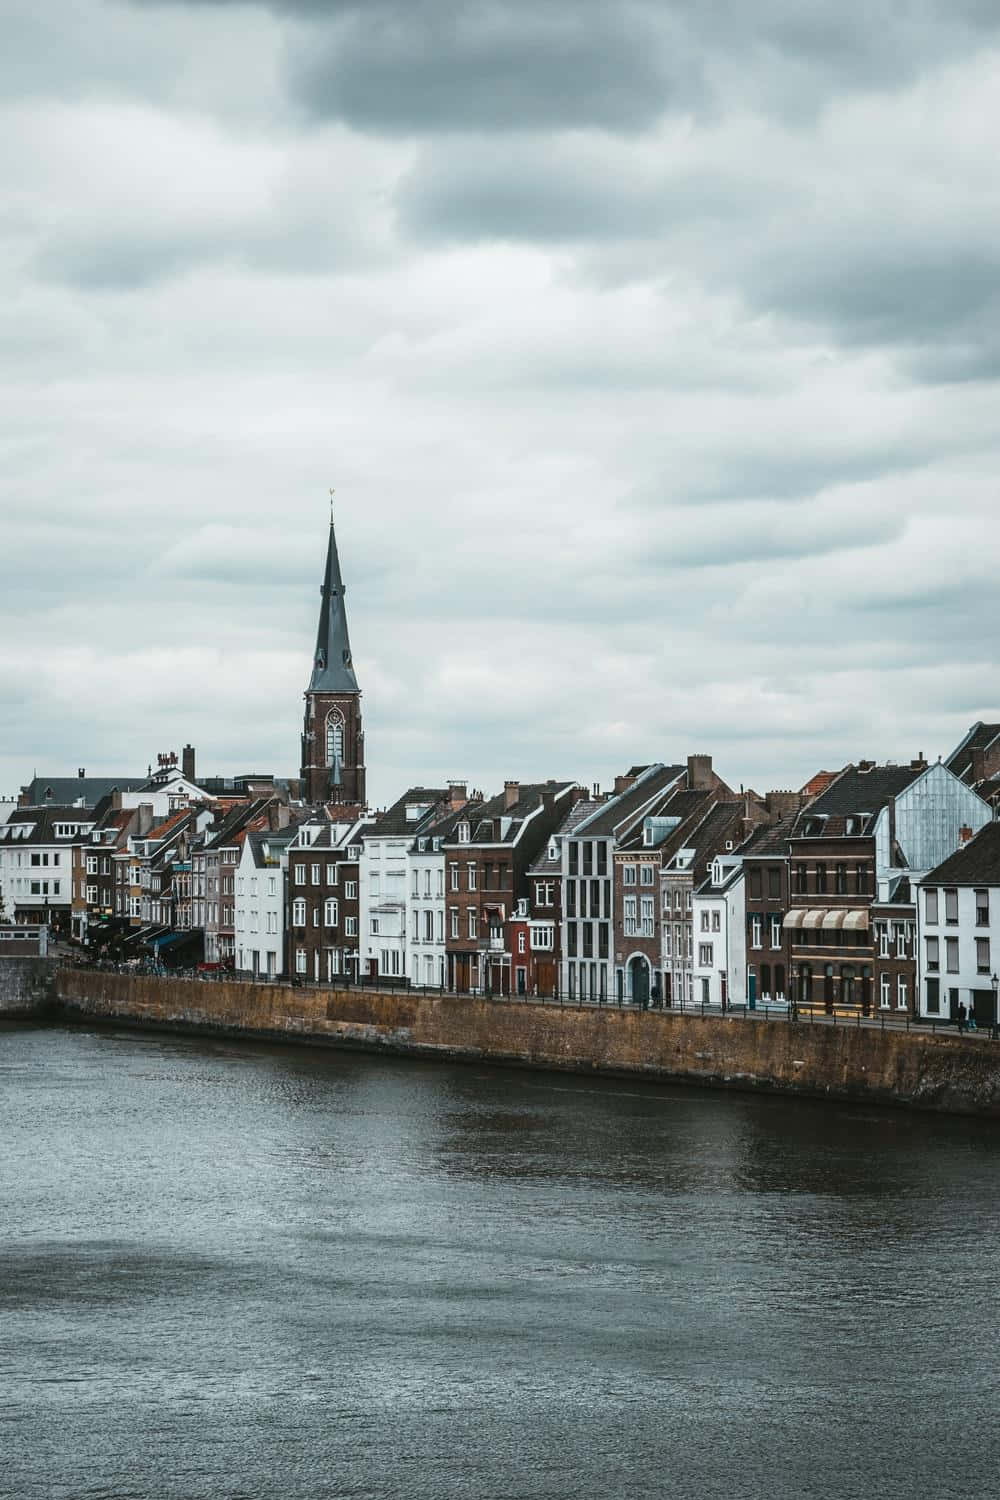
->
[0,958,59,1018]
[55,968,1000,1117]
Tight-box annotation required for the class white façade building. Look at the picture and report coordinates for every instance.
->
[235,828,298,979]
[917,822,1000,1028]
[359,787,452,982]
[406,795,469,989]
[691,853,748,1010]
[0,806,96,932]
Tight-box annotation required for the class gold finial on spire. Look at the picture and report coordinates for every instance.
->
[329,486,335,523]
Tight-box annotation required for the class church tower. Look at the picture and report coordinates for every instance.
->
[300,516,366,807]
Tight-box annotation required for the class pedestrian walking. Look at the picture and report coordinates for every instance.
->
[968,1006,978,1032]
[957,1001,967,1034]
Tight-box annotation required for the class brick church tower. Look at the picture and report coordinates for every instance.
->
[300,516,366,807]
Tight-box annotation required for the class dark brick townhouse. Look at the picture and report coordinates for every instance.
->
[443,781,579,995]
[287,819,369,983]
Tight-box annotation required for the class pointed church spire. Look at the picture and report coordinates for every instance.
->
[309,515,359,694]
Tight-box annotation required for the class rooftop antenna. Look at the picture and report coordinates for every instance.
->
[329,486,335,523]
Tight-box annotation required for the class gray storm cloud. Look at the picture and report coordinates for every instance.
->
[0,0,998,804]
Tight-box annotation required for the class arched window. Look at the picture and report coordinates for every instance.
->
[326,713,345,765]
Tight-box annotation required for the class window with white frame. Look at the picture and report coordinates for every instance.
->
[370,915,380,935]
[770,916,782,949]
[450,863,459,891]
[327,864,337,883]
[296,948,307,974]
[518,931,526,954]
[345,881,357,899]
[712,911,721,933]
[640,896,654,937]
[878,924,889,958]
[640,865,654,887]
[623,895,637,936]
[294,865,305,886]
[976,889,990,927]
[292,898,306,927]
[924,888,938,924]
[880,973,891,1008]
[324,898,339,927]
[530,925,553,950]
[977,937,991,974]
[751,915,763,949]
[896,974,908,1010]
[345,917,357,937]
[895,924,906,958]
[458,823,470,844]
[450,908,459,939]
[467,863,477,891]
[700,910,710,932]
[623,865,637,886]
[926,936,939,972]
[467,908,477,940]
[664,929,672,957]
[698,943,713,968]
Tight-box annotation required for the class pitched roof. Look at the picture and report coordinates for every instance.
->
[308,519,359,695]
[663,801,746,884]
[740,811,799,859]
[369,788,450,839]
[444,782,577,846]
[570,764,686,840]
[946,723,1000,784]
[793,764,924,837]
[19,776,147,808]
[922,822,1000,887]
[528,798,601,873]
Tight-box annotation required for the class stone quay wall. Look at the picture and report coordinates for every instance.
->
[0,958,59,1019]
[55,968,1000,1118]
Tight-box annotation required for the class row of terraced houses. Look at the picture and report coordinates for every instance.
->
[3,520,1000,1026]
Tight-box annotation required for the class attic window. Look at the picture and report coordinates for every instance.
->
[458,822,471,843]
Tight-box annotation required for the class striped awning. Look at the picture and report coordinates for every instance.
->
[801,909,827,930]
[842,909,870,930]
[783,909,807,929]
[822,909,847,930]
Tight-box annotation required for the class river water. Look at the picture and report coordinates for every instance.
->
[3,1024,999,1500]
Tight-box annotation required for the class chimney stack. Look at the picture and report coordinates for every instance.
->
[182,744,196,782]
[959,825,974,847]
[137,802,155,836]
[613,773,636,796]
[449,781,468,811]
[687,754,713,790]
[504,780,520,811]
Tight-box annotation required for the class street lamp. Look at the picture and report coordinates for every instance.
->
[992,972,998,1041]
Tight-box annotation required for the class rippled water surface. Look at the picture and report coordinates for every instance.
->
[3,1024,1000,1499]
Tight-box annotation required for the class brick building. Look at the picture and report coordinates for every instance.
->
[443,781,578,995]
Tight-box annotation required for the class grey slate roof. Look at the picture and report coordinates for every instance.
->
[663,801,746,884]
[528,797,601,874]
[922,823,1000,887]
[19,776,147,808]
[571,764,686,840]
[946,723,1000,784]
[308,520,360,694]
[793,764,923,837]
[369,788,450,839]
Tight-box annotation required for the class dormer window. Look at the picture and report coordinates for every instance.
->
[458,822,471,844]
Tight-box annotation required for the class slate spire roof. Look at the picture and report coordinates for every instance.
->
[309,517,359,695]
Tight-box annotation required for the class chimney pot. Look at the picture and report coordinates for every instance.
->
[959,825,974,846]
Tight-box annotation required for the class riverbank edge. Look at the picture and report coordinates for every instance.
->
[54,967,1000,1118]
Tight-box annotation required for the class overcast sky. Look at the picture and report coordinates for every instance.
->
[3,0,999,806]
